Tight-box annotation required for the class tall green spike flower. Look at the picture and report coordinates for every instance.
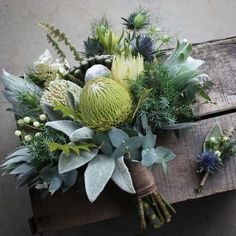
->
[79,77,133,131]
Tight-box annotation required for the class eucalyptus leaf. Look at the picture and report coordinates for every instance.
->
[40,166,59,182]
[143,129,156,149]
[46,120,81,137]
[69,127,94,143]
[111,156,135,194]
[111,136,144,159]
[58,148,98,174]
[85,155,115,202]
[108,128,129,147]
[161,122,198,130]
[61,170,77,187]
[93,132,113,156]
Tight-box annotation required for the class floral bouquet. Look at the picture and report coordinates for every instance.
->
[1,8,212,230]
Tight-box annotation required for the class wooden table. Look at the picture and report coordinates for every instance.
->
[3,37,236,235]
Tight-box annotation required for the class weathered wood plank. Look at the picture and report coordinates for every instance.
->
[192,37,236,116]
[29,112,236,233]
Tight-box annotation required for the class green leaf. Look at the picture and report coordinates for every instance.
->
[85,155,115,202]
[58,148,98,174]
[61,170,77,188]
[111,156,135,194]
[9,163,34,175]
[53,102,80,121]
[161,122,198,130]
[41,103,64,121]
[108,128,129,147]
[203,122,223,152]
[143,129,156,149]
[46,120,81,137]
[69,127,94,143]
[111,136,144,159]
[40,166,59,182]
[141,146,176,174]
[198,89,212,101]
[49,177,62,195]
[93,132,113,156]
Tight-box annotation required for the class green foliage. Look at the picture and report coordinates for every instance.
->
[46,34,66,59]
[47,141,97,157]
[53,102,80,121]
[130,63,194,128]
[39,21,82,61]
[16,90,42,117]
[26,127,68,169]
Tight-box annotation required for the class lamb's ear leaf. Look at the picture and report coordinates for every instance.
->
[46,120,81,137]
[111,156,135,194]
[85,155,115,202]
[58,148,98,174]
[48,177,62,195]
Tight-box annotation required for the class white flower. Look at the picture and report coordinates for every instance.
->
[39,114,47,121]
[24,135,32,142]
[15,130,22,136]
[17,119,25,127]
[35,132,41,137]
[33,121,40,127]
[210,137,216,143]
[215,150,221,157]
[34,49,53,65]
[23,117,31,124]
[223,136,229,141]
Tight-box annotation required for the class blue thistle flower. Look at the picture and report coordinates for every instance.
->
[132,35,156,62]
[197,151,222,174]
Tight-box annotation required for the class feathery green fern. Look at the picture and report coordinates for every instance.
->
[39,21,82,61]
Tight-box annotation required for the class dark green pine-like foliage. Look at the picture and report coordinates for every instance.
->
[26,127,68,169]
[130,63,194,129]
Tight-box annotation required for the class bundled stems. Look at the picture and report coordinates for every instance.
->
[128,162,175,230]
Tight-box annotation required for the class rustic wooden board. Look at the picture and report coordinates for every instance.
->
[1,37,236,234]
[29,112,236,233]
[192,37,236,116]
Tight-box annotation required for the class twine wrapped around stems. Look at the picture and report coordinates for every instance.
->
[128,162,175,230]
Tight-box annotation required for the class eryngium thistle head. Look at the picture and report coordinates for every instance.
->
[79,77,133,131]
[40,79,82,107]
[132,35,156,62]
[122,9,150,30]
[197,151,222,174]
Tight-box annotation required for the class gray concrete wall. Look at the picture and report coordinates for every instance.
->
[0,1,236,235]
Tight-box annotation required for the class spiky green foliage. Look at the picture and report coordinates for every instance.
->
[39,22,82,61]
[26,127,68,169]
[84,37,105,57]
[16,90,42,117]
[90,16,111,36]
[130,63,194,128]
[47,142,97,157]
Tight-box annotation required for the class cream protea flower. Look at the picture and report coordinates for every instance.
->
[79,77,133,131]
[111,54,144,88]
[40,79,82,107]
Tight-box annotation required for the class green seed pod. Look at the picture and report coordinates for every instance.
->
[79,77,133,131]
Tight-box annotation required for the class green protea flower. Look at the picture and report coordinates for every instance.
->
[40,79,82,107]
[79,77,133,131]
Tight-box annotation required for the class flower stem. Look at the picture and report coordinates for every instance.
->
[195,170,210,193]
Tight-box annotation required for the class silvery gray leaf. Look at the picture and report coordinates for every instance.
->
[69,127,94,142]
[85,155,115,202]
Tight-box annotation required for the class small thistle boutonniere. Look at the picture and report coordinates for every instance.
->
[196,123,236,193]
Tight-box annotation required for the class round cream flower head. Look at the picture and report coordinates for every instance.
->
[40,79,82,107]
